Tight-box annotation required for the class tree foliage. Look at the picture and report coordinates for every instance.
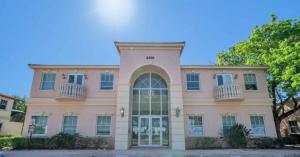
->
[10,96,26,122]
[217,15,300,138]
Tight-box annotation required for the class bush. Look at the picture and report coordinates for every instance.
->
[47,132,80,149]
[281,134,300,145]
[248,137,277,148]
[0,133,113,150]
[0,136,20,150]
[186,137,222,149]
[11,137,28,149]
[225,123,250,148]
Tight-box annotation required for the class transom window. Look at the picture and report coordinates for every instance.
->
[68,74,84,85]
[188,116,203,136]
[0,99,8,110]
[96,116,112,136]
[289,120,300,134]
[100,73,114,90]
[186,73,200,90]
[133,73,167,89]
[40,73,56,90]
[244,73,258,90]
[132,73,168,116]
[62,116,77,134]
[222,115,236,136]
[250,115,266,136]
[216,74,233,86]
[32,116,48,135]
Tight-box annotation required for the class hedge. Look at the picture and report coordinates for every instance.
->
[186,137,222,149]
[0,133,114,150]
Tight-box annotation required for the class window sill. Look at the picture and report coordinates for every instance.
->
[96,134,112,137]
[32,134,47,137]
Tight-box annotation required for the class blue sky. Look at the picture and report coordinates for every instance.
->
[0,0,299,97]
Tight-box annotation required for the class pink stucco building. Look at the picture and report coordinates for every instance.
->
[23,42,277,150]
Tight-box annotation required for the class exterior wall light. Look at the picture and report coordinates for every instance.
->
[175,107,181,117]
[62,74,66,79]
[120,107,125,117]
[234,74,238,79]
[84,74,88,79]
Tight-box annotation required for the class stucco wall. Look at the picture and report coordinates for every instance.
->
[0,95,14,120]
[0,119,23,135]
[22,103,116,137]
[184,105,277,137]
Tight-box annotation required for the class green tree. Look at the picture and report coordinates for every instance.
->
[217,15,300,138]
[10,96,27,122]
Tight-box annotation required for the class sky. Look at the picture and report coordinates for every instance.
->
[0,0,299,97]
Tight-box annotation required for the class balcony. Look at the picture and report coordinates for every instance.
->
[56,83,86,101]
[215,83,244,101]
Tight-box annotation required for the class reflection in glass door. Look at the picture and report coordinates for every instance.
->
[151,117,161,145]
[139,117,149,145]
[138,117,162,146]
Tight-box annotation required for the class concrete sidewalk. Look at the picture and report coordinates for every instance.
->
[3,149,300,157]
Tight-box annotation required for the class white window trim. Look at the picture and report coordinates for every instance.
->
[249,114,266,137]
[215,73,233,86]
[62,116,78,134]
[67,73,85,85]
[0,99,8,110]
[222,114,236,136]
[289,120,300,134]
[32,116,48,136]
[96,116,112,136]
[40,73,56,90]
[187,114,204,137]
[243,73,259,91]
[100,73,114,90]
[185,73,200,91]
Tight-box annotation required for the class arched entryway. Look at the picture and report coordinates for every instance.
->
[131,72,169,147]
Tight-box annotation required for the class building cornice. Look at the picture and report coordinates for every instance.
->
[181,65,268,70]
[0,93,15,100]
[28,64,120,70]
[114,41,185,56]
[28,64,268,70]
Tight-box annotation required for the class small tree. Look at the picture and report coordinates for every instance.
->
[225,124,251,148]
[217,15,300,138]
[10,96,27,122]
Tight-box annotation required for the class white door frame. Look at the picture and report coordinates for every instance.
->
[138,116,162,147]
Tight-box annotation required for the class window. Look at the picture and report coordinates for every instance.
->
[0,99,8,110]
[244,73,258,90]
[96,116,112,136]
[100,73,114,90]
[68,74,84,85]
[289,121,300,134]
[31,116,48,135]
[216,74,233,86]
[62,116,77,134]
[0,123,2,132]
[40,73,56,90]
[250,115,266,136]
[222,115,236,136]
[186,73,200,90]
[188,116,203,136]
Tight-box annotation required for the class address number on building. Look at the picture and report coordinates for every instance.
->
[146,56,155,60]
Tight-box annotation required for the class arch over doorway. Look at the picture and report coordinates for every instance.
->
[130,66,170,147]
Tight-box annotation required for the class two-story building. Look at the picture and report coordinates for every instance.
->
[22,42,277,150]
[0,93,23,135]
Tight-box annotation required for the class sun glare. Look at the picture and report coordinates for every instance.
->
[96,0,134,27]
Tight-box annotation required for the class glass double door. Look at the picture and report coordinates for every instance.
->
[139,116,162,146]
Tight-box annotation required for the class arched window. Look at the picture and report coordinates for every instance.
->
[133,73,167,89]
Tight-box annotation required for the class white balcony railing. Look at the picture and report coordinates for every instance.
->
[215,83,243,101]
[57,83,86,100]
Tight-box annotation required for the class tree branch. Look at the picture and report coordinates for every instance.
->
[279,97,300,120]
